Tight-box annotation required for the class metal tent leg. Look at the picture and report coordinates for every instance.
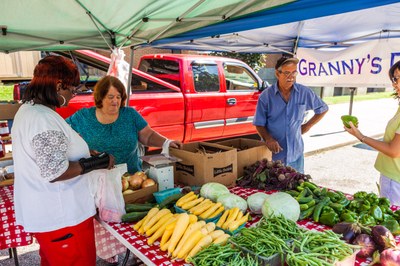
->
[8,247,19,266]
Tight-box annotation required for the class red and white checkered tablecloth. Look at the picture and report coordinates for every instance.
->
[0,185,33,250]
[104,186,400,266]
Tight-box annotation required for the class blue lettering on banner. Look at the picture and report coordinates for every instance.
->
[298,54,392,77]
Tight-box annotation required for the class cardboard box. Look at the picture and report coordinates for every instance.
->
[0,103,22,120]
[123,184,158,204]
[216,138,272,178]
[169,142,237,187]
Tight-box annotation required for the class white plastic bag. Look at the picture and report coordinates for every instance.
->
[91,164,127,223]
[107,48,130,89]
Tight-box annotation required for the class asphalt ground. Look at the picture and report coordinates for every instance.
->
[1,98,398,265]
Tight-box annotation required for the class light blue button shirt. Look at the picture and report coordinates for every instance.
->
[253,82,328,164]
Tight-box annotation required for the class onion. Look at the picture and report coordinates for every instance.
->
[129,175,143,190]
[141,178,156,188]
[132,171,148,181]
[352,234,377,258]
[380,248,400,266]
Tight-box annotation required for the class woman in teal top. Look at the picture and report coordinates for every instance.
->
[345,60,400,206]
[66,75,182,265]
[66,75,182,174]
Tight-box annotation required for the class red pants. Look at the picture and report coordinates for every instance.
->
[34,217,96,266]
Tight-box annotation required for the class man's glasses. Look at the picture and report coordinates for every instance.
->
[278,70,298,77]
[392,76,400,85]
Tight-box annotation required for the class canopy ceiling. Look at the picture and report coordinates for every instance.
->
[0,0,292,53]
[151,0,400,54]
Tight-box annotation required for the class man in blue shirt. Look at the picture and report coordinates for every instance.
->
[253,55,328,173]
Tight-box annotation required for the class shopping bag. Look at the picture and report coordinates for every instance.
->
[92,164,127,223]
[107,48,130,89]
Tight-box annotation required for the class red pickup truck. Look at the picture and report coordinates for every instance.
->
[15,50,267,144]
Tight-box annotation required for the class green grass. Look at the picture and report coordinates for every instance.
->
[0,85,14,101]
[323,91,394,105]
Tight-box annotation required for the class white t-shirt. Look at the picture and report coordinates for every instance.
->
[11,103,96,232]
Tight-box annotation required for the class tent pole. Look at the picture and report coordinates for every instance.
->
[126,46,134,107]
[349,88,356,115]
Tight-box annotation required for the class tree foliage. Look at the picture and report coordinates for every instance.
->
[209,52,267,71]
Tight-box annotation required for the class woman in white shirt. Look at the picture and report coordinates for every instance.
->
[12,55,114,266]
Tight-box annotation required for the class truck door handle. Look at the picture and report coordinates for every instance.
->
[227,98,237,105]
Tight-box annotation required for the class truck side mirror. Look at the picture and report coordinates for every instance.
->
[259,80,270,91]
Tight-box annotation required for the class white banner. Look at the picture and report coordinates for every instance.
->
[296,39,400,87]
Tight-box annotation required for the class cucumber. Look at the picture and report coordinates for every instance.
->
[121,211,148,223]
[159,193,184,209]
[125,203,156,213]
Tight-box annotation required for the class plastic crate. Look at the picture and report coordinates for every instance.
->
[174,204,222,223]
[216,222,246,236]
[153,187,182,204]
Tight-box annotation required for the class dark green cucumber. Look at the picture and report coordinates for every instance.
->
[159,193,184,209]
[125,203,155,213]
[121,211,148,223]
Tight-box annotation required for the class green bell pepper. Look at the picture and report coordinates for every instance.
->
[341,115,359,128]
[359,213,376,226]
[369,205,383,221]
[319,210,340,227]
[380,219,400,235]
[353,191,367,199]
[340,210,357,223]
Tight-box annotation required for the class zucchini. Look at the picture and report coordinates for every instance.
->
[159,193,184,209]
[121,211,148,223]
[125,203,156,213]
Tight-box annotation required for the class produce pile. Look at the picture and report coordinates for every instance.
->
[237,159,312,190]
[287,182,400,231]
[121,171,156,195]
[119,177,400,265]
[191,215,355,266]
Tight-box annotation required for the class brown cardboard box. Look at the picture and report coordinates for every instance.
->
[216,138,272,178]
[123,184,158,204]
[0,103,22,120]
[169,142,237,187]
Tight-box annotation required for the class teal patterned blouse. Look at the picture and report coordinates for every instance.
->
[66,107,148,173]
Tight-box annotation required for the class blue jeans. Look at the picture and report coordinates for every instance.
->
[287,155,304,173]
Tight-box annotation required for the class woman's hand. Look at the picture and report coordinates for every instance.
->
[344,121,364,140]
[169,140,182,149]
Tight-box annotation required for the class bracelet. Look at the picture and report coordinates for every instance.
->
[360,136,367,143]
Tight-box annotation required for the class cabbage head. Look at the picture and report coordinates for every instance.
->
[247,192,269,214]
[261,192,300,222]
[200,182,230,202]
[217,193,247,213]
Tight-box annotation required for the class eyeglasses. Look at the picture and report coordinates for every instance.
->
[278,70,298,77]
[392,76,400,85]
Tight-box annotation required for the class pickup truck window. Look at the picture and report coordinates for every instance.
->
[138,59,180,88]
[191,63,220,92]
[224,64,258,91]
